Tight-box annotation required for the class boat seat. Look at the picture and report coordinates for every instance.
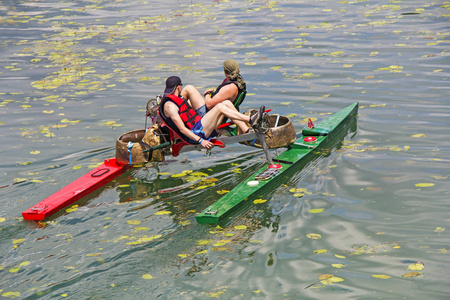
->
[220,90,247,135]
[233,90,246,110]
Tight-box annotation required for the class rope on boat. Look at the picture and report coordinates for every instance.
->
[127,141,134,165]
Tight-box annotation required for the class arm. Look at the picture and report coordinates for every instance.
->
[204,84,238,110]
[164,102,213,149]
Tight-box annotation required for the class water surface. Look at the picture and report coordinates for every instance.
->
[0,0,449,299]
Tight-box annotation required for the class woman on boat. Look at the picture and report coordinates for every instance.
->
[159,76,263,150]
[177,59,246,117]
[203,59,246,110]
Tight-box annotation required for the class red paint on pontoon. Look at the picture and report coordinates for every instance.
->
[22,158,128,221]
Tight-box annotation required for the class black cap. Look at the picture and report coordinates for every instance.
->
[164,76,182,94]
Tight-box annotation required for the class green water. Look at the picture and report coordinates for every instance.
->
[0,0,449,299]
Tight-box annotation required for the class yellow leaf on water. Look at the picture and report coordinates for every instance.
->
[335,254,346,258]
[72,165,82,170]
[216,190,229,194]
[180,220,191,226]
[142,274,155,279]
[85,253,102,257]
[290,188,308,193]
[204,289,227,297]
[234,225,247,230]
[197,240,211,245]
[318,274,333,280]
[249,240,263,244]
[66,206,78,213]
[134,235,162,244]
[19,261,30,267]
[2,291,20,298]
[415,183,434,188]
[213,240,231,247]
[9,267,20,273]
[127,220,141,225]
[372,274,391,279]
[30,151,40,155]
[134,227,149,231]
[309,208,324,214]
[402,271,422,278]
[411,133,426,138]
[154,211,171,215]
[186,176,203,182]
[30,179,43,183]
[0,217,6,223]
[253,289,261,293]
[195,183,215,190]
[171,170,192,177]
[253,199,267,204]
[52,124,67,129]
[320,275,344,285]
[61,119,80,124]
[43,110,54,114]
[332,264,345,268]
[12,239,25,244]
[408,262,425,270]
[314,249,327,254]
[190,172,209,177]
[306,233,322,240]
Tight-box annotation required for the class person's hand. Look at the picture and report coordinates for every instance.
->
[200,139,213,149]
[203,89,213,97]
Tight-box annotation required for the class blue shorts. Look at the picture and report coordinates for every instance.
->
[188,120,218,144]
[196,104,208,117]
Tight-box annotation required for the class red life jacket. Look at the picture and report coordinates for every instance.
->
[159,94,202,144]
[162,94,201,129]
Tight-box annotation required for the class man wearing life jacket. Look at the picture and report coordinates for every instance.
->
[159,76,264,150]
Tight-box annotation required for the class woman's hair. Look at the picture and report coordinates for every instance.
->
[223,59,245,90]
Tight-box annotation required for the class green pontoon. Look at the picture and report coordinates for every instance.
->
[196,102,359,224]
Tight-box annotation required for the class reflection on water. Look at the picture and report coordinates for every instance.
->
[0,0,449,299]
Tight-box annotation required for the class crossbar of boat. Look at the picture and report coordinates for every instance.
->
[141,131,259,155]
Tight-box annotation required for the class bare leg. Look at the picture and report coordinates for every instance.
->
[219,101,249,133]
[201,101,250,137]
[180,85,205,110]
